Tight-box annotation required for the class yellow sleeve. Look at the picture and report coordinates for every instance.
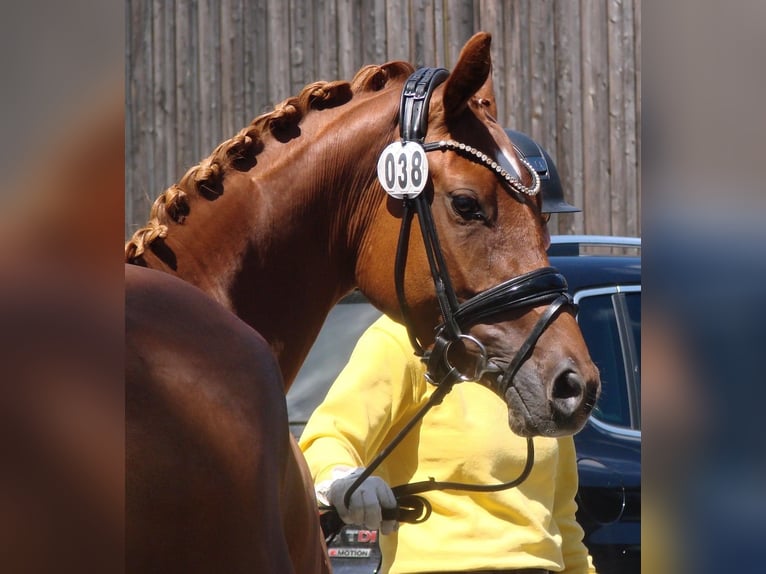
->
[555,436,598,574]
[299,316,423,485]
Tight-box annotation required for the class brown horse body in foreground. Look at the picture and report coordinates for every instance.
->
[126,33,599,572]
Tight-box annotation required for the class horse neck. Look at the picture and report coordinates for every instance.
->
[143,115,389,386]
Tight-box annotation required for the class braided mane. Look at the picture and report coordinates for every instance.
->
[125,61,414,262]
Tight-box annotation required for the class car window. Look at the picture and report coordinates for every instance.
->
[576,289,641,430]
[624,291,641,427]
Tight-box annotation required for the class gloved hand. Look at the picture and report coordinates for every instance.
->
[317,467,398,534]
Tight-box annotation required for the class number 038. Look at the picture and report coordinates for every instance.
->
[376,141,429,199]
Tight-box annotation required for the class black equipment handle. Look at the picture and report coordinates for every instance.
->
[319,495,430,543]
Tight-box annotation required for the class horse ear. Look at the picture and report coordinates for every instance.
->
[442,32,494,119]
[475,64,498,119]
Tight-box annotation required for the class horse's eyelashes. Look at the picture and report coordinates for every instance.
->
[451,194,484,221]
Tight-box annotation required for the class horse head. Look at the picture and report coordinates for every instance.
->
[355,33,600,437]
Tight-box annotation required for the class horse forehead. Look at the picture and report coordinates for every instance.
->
[496,139,523,181]
[428,144,514,197]
[477,121,525,181]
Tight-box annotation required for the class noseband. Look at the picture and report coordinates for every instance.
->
[326,68,576,534]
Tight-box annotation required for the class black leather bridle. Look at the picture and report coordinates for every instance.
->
[322,68,576,536]
[391,68,573,396]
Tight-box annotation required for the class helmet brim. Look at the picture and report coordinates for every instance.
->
[542,199,581,214]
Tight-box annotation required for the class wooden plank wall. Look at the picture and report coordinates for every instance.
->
[126,0,640,239]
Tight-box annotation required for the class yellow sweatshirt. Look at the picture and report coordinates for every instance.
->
[300,315,596,574]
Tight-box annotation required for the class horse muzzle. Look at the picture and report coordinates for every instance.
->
[425,267,600,437]
[490,357,598,437]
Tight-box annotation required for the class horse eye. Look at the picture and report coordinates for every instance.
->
[451,195,483,220]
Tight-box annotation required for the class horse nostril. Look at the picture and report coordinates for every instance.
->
[551,370,585,417]
[553,371,583,399]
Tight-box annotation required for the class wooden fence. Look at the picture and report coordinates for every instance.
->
[126,0,640,239]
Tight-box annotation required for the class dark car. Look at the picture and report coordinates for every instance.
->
[287,235,641,574]
[549,236,641,574]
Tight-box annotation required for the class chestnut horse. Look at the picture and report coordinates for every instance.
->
[125,32,599,573]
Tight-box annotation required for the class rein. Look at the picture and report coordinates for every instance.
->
[324,68,575,535]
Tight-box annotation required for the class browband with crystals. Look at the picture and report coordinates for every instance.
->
[423,139,540,197]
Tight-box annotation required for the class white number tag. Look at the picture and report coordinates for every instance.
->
[376,141,429,199]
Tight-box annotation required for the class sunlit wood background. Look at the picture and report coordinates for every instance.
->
[126,0,640,239]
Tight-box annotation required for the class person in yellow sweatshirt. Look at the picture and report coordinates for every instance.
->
[299,132,597,574]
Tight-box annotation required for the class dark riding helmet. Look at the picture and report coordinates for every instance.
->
[504,129,581,214]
